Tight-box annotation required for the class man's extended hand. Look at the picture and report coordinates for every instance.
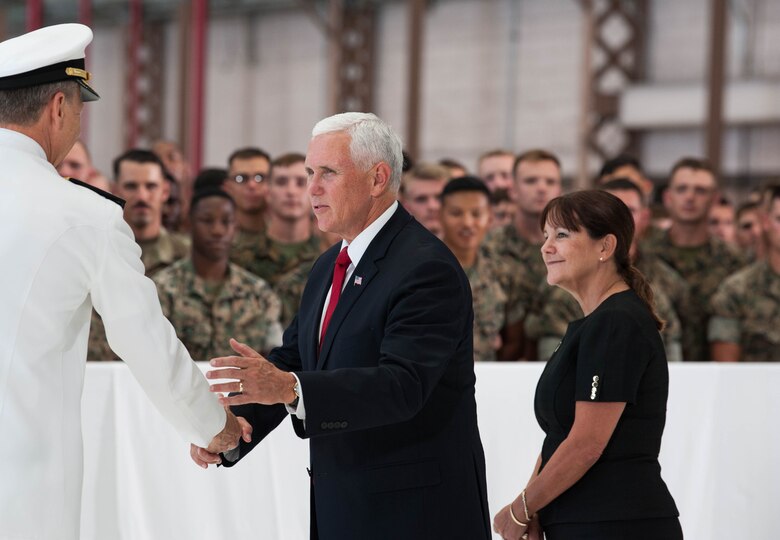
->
[191,413,252,469]
[207,338,297,407]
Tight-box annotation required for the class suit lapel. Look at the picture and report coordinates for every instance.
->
[316,206,412,369]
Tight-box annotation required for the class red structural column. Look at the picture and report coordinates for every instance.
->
[188,0,207,173]
[79,0,93,28]
[26,0,43,31]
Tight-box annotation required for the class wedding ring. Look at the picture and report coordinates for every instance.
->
[239,381,244,393]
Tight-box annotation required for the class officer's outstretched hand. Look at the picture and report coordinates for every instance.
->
[190,411,252,469]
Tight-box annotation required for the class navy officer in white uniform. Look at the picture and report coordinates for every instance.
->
[0,24,247,540]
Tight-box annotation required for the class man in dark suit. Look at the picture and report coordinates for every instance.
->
[192,113,490,540]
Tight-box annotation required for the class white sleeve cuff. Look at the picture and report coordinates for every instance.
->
[284,373,305,421]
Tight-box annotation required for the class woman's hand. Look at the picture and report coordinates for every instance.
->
[527,516,543,540]
[493,502,529,540]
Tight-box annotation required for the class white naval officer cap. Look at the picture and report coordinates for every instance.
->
[0,23,99,102]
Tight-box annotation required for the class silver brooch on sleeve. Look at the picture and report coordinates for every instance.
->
[590,375,599,400]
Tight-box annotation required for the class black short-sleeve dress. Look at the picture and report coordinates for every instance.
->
[534,289,682,539]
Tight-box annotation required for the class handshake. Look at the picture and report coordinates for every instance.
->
[191,409,253,469]
[191,338,297,468]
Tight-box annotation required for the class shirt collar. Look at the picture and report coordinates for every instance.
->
[0,127,48,161]
[341,200,398,268]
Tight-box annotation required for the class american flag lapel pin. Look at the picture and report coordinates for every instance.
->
[354,276,363,286]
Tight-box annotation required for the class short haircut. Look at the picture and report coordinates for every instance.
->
[764,184,780,210]
[439,157,466,171]
[736,201,760,220]
[0,80,79,126]
[189,188,235,214]
[407,162,449,181]
[715,195,732,207]
[401,162,450,196]
[270,152,306,172]
[193,168,227,191]
[600,178,646,206]
[73,139,91,161]
[599,154,642,178]
[440,176,491,204]
[669,157,715,183]
[112,149,166,179]
[312,112,403,192]
[227,147,271,168]
[513,149,561,176]
[477,149,514,166]
[402,150,414,173]
[489,188,512,205]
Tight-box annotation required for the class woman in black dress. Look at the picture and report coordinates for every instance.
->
[493,190,681,540]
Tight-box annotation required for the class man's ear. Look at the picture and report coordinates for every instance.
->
[46,91,68,130]
[662,187,671,210]
[370,161,392,197]
[161,180,171,201]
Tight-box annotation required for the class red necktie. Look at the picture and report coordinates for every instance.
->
[320,246,351,349]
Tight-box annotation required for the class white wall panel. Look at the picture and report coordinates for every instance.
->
[203,13,327,168]
[85,26,126,178]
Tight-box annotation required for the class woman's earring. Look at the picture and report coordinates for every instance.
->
[599,257,604,262]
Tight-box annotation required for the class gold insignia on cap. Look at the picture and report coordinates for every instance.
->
[65,67,90,81]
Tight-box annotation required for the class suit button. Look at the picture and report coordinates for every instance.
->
[321,422,328,429]
[340,422,348,429]
[326,422,335,429]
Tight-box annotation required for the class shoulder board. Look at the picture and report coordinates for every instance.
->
[68,178,126,209]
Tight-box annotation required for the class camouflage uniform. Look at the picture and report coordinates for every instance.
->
[525,260,683,362]
[482,224,544,327]
[274,261,314,328]
[708,260,780,362]
[465,255,508,362]
[137,228,190,277]
[230,231,321,287]
[641,231,746,361]
[230,228,265,271]
[153,259,283,361]
[87,228,189,360]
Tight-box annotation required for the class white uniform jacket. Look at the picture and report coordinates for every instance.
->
[0,129,226,540]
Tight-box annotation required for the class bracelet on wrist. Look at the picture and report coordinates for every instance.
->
[508,503,528,528]
[521,489,533,522]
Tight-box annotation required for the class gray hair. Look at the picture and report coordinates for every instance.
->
[0,80,79,126]
[312,112,403,193]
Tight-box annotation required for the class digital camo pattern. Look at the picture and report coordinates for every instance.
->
[273,260,315,328]
[138,228,190,277]
[229,228,265,273]
[525,253,683,362]
[230,230,321,287]
[153,259,283,361]
[465,255,508,362]
[482,224,545,326]
[708,260,780,362]
[641,231,746,361]
[87,228,189,361]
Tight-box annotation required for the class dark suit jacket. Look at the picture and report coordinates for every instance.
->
[225,205,491,540]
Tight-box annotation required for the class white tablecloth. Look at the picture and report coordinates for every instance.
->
[80,363,780,539]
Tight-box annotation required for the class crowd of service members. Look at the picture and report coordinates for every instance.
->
[63,138,779,363]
